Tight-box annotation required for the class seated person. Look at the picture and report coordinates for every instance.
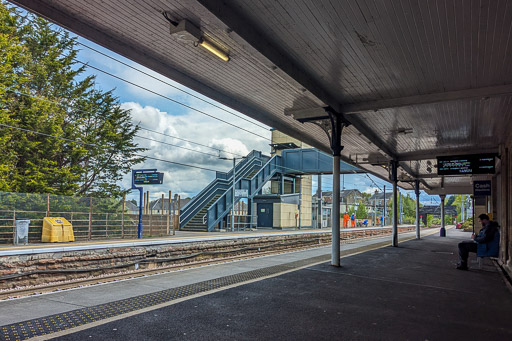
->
[457,214,500,270]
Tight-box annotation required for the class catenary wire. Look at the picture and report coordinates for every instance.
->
[76,61,271,141]
[17,13,432,199]
[1,87,347,175]
[0,123,223,173]
[0,86,246,158]
[19,15,270,132]
[74,42,270,131]
[137,126,246,157]
[134,135,219,158]
[1,86,344,175]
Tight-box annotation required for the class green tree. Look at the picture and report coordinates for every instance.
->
[356,203,368,219]
[0,4,27,191]
[0,2,145,197]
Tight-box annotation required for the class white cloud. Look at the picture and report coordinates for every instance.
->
[121,102,271,201]
[363,187,380,194]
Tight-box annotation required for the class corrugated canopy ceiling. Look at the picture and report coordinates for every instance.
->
[11,0,512,194]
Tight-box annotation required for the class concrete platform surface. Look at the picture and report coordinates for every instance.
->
[52,229,511,340]
[1,230,426,327]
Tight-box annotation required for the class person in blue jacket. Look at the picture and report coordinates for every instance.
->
[457,214,500,270]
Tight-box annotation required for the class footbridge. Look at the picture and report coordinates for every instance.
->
[180,148,360,231]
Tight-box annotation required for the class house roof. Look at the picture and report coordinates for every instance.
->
[149,197,192,210]
[124,201,138,211]
[322,189,362,199]
[369,192,394,200]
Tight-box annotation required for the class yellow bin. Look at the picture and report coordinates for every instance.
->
[42,217,75,242]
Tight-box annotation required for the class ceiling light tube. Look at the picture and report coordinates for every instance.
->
[199,39,230,62]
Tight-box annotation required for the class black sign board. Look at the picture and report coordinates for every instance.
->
[473,180,492,196]
[133,172,164,185]
[437,154,495,175]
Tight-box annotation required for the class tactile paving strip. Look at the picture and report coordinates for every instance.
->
[1,254,330,340]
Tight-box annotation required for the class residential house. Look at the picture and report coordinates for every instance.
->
[148,197,192,215]
[322,189,363,213]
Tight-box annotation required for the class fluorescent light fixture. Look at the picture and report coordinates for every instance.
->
[284,107,329,122]
[199,39,230,62]
[167,19,230,62]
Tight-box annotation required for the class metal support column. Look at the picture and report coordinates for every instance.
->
[383,185,386,226]
[247,198,252,230]
[440,195,446,237]
[314,110,349,266]
[391,161,398,247]
[332,153,341,265]
[298,175,302,229]
[373,190,377,226]
[461,195,465,222]
[317,175,322,228]
[415,180,420,239]
[289,107,349,266]
[231,158,236,232]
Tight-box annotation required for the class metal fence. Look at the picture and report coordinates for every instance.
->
[0,191,179,244]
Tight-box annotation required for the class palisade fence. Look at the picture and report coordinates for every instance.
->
[0,191,179,244]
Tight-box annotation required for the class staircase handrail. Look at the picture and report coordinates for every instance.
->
[179,152,267,227]
[206,154,283,230]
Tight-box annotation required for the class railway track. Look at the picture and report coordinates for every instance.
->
[0,242,327,300]
[0,229,432,300]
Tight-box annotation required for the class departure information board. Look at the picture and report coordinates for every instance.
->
[133,172,164,185]
[437,154,495,175]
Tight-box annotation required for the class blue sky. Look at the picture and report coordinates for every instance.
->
[20,6,440,205]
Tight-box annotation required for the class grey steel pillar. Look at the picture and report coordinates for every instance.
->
[440,194,446,237]
[415,180,420,239]
[231,158,236,232]
[324,110,349,267]
[398,192,402,225]
[391,160,398,247]
[383,185,386,226]
[290,107,348,266]
[461,195,465,222]
[373,190,377,226]
[317,175,322,228]
[332,155,341,265]
[298,175,302,229]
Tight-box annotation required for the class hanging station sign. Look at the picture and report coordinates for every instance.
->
[473,180,492,196]
[133,171,164,185]
[437,154,496,175]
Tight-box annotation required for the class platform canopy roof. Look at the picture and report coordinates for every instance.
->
[12,0,512,195]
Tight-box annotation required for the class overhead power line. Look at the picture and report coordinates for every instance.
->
[0,86,246,158]
[77,61,271,141]
[22,16,271,134]
[138,127,246,158]
[0,123,222,173]
[133,135,220,158]
[75,42,270,131]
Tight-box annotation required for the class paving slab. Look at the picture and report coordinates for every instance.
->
[55,229,512,341]
[0,231,417,326]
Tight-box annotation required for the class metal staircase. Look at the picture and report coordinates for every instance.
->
[180,150,269,231]
[206,154,282,231]
[180,147,359,232]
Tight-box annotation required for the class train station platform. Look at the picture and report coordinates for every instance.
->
[1,228,511,340]
[0,225,411,256]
